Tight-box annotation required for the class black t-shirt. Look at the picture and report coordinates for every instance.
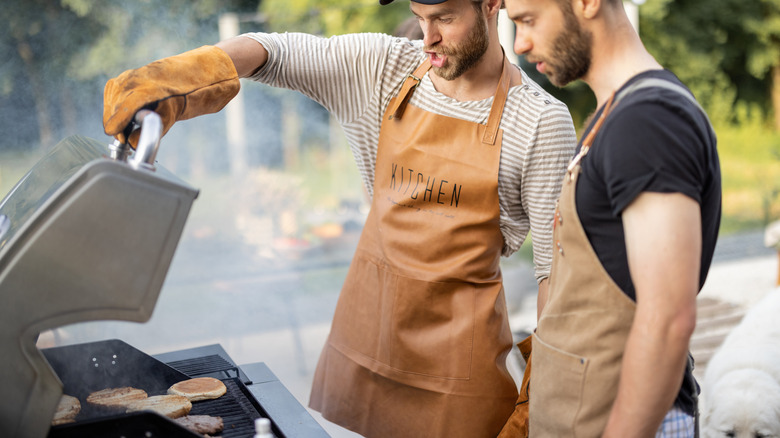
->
[575,69,722,415]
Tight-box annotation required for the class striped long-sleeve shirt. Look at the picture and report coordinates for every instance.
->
[245,32,577,282]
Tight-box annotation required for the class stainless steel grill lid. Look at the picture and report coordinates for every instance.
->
[0,113,199,438]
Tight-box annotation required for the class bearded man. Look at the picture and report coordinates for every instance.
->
[102,0,577,436]
[500,0,722,436]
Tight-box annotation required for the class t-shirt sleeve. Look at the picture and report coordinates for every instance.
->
[592,99,706,216]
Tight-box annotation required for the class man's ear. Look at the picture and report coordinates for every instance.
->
[485,0,503,18]
[575,0,602,19]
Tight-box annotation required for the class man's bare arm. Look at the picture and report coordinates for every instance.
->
[602,192,700,437]
[216,36,269,78]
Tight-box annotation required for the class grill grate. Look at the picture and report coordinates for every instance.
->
[165,355,283,438]
[166,354,240,378]
[188,379,262,437]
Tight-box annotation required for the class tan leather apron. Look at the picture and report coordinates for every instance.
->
[529,94,637,437]
[309,58,519,437]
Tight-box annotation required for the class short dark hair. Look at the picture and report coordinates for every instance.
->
[554,0,621,11]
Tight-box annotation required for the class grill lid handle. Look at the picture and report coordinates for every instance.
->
[129,110,162,170]
[108,110,162,170]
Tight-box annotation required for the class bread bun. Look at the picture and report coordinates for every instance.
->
[168,377,227,401]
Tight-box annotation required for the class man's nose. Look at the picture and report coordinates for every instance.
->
[513,28,531,55]
[421,22,441,47]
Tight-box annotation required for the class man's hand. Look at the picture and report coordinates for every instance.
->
[103,45,240,146]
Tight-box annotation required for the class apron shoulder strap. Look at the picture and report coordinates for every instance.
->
[388,58,432,121]
[614,77,714,135]
[570,76,714,176]
[482,58,515,145]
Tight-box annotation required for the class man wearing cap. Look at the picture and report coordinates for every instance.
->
[102,0,576,436]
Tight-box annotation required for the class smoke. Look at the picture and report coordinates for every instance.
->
[0,1,269,152]
[0,0,348,193]
[8,1,367,343]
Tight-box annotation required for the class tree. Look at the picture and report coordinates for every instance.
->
[259,0,412,36]
[745,0,780,130]
[0,0,259,150]
[640,0,780,129]
[1,0,106,148]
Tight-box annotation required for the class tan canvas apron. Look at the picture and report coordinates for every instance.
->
[309,58,519,437]
[529,94,637,437]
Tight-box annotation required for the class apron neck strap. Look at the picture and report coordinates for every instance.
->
[482,57,514,145]
[389,58,432,120]
[389,56,516,135]
[566,91,616,175]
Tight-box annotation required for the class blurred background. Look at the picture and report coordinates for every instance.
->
[1,0,779,436]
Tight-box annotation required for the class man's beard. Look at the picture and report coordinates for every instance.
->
[426,10,489,81]
[544,13,592,87]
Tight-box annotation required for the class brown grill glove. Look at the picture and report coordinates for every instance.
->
[103,45,240,147]
[498,335,532,438]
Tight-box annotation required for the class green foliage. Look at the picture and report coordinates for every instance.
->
[635,0,780,230]
[744,0,780,78]
[714,107,780,231]
[259,0,412,36]
[640,0,780,125]
[0,0,258,149]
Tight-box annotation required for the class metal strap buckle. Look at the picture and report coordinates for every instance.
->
[566,145,590,174]
[407,73,422,89]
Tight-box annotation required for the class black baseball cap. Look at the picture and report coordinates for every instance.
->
[380,0,447,5]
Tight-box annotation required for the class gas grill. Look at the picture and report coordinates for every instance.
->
[0,112,329,438]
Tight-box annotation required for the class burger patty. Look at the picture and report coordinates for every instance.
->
[174,415,224,435]
[86,387,147,409]
[51,394,81,426]
[125,394,192,419]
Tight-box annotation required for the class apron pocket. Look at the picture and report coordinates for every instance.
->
[329,255,475,380]
[389,274,475,379]
[530,333,589,437]
[329,254,390,360]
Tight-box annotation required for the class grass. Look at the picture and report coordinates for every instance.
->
[714,121,780,234]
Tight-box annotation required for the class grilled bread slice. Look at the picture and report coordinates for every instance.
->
[174,415,225,435]
[125,394,192,418]
[168,377,227,401]
[51,394,81,425]
[86,387,147,409]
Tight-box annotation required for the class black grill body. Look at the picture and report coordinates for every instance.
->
[43,340,328,438]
